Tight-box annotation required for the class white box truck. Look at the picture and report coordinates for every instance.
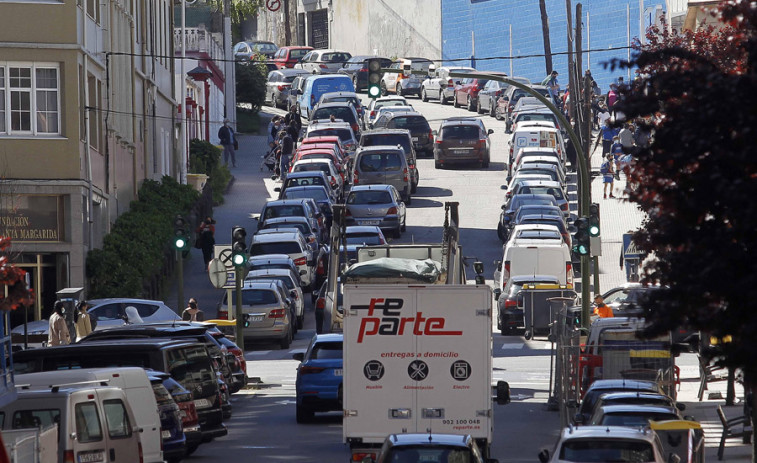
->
[343,284,507,460]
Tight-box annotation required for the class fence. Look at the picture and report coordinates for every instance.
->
[3,424,58,463]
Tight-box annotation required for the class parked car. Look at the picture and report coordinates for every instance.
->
[280,185,334,229]
[293,333,344,422]
[371,111,433,157]
[259,216,320,252]
[538,426,671,463]
[498,194,558,241]
[147,370,194,460]
[342,226,387,260]
[478,75,530,118]
[265,68,310,109]
[11,298,181,345]
[310,102,361,137]
[352,146,411,204]
[272,45,313,69]
[367,105,415,129]
[255,198,324,242]
[295,49,352,74]
[364,96,409,126]
[249,231,316,290]
[508,180,569,218]
[590,404,683,427]
[233,40,278,61]
[338,55,392,91]
[420,66,475,104]
[380,57,433,97]
[497,274,561,335]
[575,379,667,425]
[234,280,294,349]
[359,128,419,192]
[293,74,355,119]
[433,118,493,169]
[345,185,407,238]
[453,76,491,111]
[511,108,563,134]
[376,433,495,463]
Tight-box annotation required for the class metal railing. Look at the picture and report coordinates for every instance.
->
[173,28,224,63]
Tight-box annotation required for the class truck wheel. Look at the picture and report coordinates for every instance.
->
[296,404,313,423]
[524,330,532,340]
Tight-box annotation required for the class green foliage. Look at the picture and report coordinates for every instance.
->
[188,138,231,205]
[86,177,199,299]
[236,108,262,134]
[236,61,268,113]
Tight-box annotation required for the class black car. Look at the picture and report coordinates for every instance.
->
[338,55,392,91]
[14,339,228,445]
[371,111,433,157]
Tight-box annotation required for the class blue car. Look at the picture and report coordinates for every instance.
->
[293,333,343,423]
[146,370,187,462]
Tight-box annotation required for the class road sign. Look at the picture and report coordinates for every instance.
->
[208,259,228,289]
[213,245,236,288]
[622,233,642,258]
[266,0,280,12]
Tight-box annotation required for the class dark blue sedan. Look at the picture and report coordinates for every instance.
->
[293,333,343,423]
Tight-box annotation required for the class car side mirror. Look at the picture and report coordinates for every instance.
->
[493,288,502,300]
[500,185,508,191]
[538,449,549,463]
[292,352,304,362]
[487,129,494,135]
[676,403,686,411]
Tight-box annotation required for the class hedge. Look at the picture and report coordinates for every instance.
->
[86,176,199,298]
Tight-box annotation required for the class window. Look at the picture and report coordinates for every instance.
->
[12,409,60,429]
[75,403,103,443]
[103,400,132,438]
[0,63,60,135]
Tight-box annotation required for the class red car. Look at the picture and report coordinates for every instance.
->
[453,77,489,112]
[272,46,313,69]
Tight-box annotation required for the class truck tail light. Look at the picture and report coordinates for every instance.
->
[403,168,408,182]
[294,256,307,266]
[566,262,574,285]
[269,309,287,319]
[300,365,326,375]
[64,451,75,463]
[502,261,511,288]
[387,206,398,214]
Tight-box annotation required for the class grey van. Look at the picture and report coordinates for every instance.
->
[352,146,411,204]
[359,128,419,193]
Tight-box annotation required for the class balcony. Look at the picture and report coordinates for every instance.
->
[174,26,224,63]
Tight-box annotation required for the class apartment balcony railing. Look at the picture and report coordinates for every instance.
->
[174,27,224,63]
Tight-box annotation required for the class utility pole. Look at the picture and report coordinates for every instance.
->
[223,0,235,125]
[565,0,576,128]
[283,0,291,46]
[540,0,553,75]
[575,3,586,150]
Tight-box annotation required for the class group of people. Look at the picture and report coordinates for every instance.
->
[265,105,303,179]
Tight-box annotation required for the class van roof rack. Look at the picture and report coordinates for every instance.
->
[49,379,109,393]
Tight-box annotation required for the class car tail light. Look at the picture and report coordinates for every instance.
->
[269,309,287,319]
[345,208,352,217]
[319,63,328,69]
[299,365,326,375]
[138,442,144,463]
[428,129,433,141]
[294,256,307,266]
[560,202,569,211]
[387,206,398,214]
[358,68,368,73]
[64,451,75,463]
[370,110,376,118]
[408,163,415,170]
[352,171,359,184]
[504,299,518,308]
[353,453,376,462]
[179,401,199,427]
[351,123,359,134]
[566,262,574,285]
[403,168,408,182]
[502,261,511,288]
[447,79,454,87]
[277,85,287,91]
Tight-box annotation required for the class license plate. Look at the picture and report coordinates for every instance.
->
[412,137,420,142]
[250,315,264,322]
[359,220,380,225]
[453,150,469,155]
[78,452,105,463]
[334,369,343,376]
[162,430,171,439]
[194,398,212,409]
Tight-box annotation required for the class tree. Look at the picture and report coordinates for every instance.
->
[617,1,757,456]
[236,61,267,113]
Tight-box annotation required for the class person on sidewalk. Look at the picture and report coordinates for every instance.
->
[607,84,618,110]
[218,118,237,168]
[593,295,614,318]
[196,216,216,271]
[284,105,302,142]
[182,298,205,322]
[74,300,93,341]
[601,154,616,199]
[611,136,624,180]
[48,301,70,346]
[278,130,294,181]
[541,70,560,104]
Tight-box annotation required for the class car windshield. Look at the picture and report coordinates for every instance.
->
[559,439,654,462]
[345,233,383,245]
[250,242,302,255]
[359,153,402,172]
[360,134,411,154]
[348,190,392,204]
[285,176,326,188]
[284,188,329,201]
[263,205,306,219]
[519,186,564,200]
[390,116,429,131]
[309,128,353,142]
[321,52,350,62]
[289,49,309,59]
[511,197,555,210]
[250,276,295,290]
[310,341,343,359]
[442,125,479,139]
[312,107,355,123]
[254,43,277,52]
[263,223,310,235]
[385,446,473,463]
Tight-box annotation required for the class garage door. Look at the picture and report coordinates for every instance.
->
[310,9,328,49]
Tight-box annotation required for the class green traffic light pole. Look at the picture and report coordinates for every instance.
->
[235,266,244,352]
[176,249,184,315]
[448,71,593,329]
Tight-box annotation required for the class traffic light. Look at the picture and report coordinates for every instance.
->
[367,58,382,98]
[243,313,250,328]
[573,218,590,256]
[589,203,600,237]
[231,226,248,268]
[173,215,189,250]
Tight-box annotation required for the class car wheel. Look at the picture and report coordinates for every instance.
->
[435,160,442,169]
[453,94,459,108]
[489,100,497,118]
[296,404,314,423]
[476,99,483,114]
[421,88,428,102]
[482,156,490,168]
[352,76,358,92]
[405,195,411,206]
[411,182,417,194]
[401,216,406,232]
[280,327,292,349]
[396,83,403,96]
[380,81,387,96]
[467,96,474,112]
[394,226,402,239]
[440,92,447,105]
[186,443,200,456]
[297,314,304,330]
[497,223,506,242]
[505,122,511,134]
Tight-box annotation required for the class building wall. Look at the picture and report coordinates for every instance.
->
[441,0,667,93]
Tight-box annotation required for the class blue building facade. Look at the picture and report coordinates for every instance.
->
[441,0,665,94]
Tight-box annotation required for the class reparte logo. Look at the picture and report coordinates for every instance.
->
[352,298,463,343]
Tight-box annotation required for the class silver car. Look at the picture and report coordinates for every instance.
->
[249,231,316,290]
[245,268,305,330]
[352,146,411,204]
[237,280,293,349]
[295,49,352,74]
[364,96,409,126]
[345,185,407,238]
[508,179,570,218]
[420,66,475,104]
[265,68,310,109]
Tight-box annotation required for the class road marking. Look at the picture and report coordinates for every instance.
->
[247,351,272,355]
[500,343,525,349]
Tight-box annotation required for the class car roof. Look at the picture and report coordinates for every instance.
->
[293,158,337,167]
[249,254,295,263]
[361,128,411,136]
[355,146,404,154]
[283,185,329,191]
[388,433,470,447]
[314,101,357,109]
[286,171,330,178]
[251,232,302,242]
[278,68,310,76]
[599,391,671,400]
[16,338,201,353]
[265,199,312,206]
[509,275,560,283]
[559,425,658,442]
[309,121,352,130]
[240,280,281,290]
[350,184,395,192]
[518,179,562,187]
[586,379,662,391]
[262,216,310,225]
[511,224,561,232]
[597,404,679,414]
[385,111,424,118]
[314,333,344,343]
[320,91,359,98]
[246,268,296,278]
[441,119,480,127]
[88,298,165,305]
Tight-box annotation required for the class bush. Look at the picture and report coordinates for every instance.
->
[86,176,199,298]
[236,61,267,112]
[189,139,231,205]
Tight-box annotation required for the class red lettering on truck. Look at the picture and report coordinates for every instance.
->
[354,298,463,343]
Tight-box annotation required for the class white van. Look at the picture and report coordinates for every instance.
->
[1,383,142,463]
[508,126,566,174]
[494,240,573,292]
[16,367,162,463]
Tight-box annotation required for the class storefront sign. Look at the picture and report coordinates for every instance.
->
[0,195,64,242]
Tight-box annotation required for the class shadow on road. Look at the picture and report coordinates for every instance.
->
[413,186,453,197]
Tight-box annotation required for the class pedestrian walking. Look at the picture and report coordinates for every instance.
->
[267,116,281,149]
[601,154,615,199]
[593,295,614,318]
[182,298,205,322]
[284,105,302,136]
[607,84,618,110]
[48,301,70,346]
[74,300,93,341]
[596,120,618,157]
[618,122,635,151]
[596,104,611,131]
[611,136,624,180]
[278,130,294,181]
[196,216,216,271]
[218,118,237,168]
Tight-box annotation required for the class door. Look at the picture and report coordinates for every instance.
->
[73,400,108,462]
[99,394,140,462]
[310,9,328,49]
[356,153,387,185]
